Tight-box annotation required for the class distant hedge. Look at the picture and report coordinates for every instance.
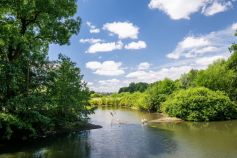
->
[161,87,237,121]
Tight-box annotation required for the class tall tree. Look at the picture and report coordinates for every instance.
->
[0,0,82,140]
[48,55,92,129]
[0,0,80,103]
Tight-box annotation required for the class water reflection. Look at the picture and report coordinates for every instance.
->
[0,108,177,158]
[1,107,236,158]
[150,120,237,158]
[0,132,92,158]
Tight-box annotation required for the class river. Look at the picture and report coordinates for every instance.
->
[0,107,237,158]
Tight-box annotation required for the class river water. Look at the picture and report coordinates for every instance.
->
[0,107,237,158]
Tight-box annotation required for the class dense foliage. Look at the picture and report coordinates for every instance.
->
[118,82,149,93]
[90,92,148,110]
[0,0,92,140]
[161,87,237,121]
[194,60,237,101]
[145,79,179,111]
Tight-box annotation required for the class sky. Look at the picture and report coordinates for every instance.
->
[49,0,237,92]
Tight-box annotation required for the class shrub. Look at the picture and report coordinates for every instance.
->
[161,87,237,121]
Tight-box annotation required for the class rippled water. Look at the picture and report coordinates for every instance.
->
[0,107,237,158]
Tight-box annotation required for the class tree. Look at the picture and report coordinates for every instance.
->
[118,82,149,93]
[180,69,198,89]
[229,31,237,53]
[0,0,80,104]
[145,79,178,112]
[195,59,237,101]
[47,55,92,129]
[0,0,83,140]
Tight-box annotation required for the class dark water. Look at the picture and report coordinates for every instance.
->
[0,107,237,158]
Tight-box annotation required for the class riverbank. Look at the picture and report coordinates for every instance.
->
[0,122,102,146]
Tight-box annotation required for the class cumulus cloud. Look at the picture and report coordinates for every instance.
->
[86,21,100,34]
[125,41,147,50]
[167,23,237,59]
[79,38,103,44]
[148,0,233,20]
[86,61,125,76]
[86,41,123,53]
[103,22,139,39]
[138,62,151,70]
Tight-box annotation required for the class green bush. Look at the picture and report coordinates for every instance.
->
[161,87,237,121]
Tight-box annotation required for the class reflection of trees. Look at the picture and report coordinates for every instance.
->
[149,120,237,156]
[150,120,237,134]
[0,131,92,158]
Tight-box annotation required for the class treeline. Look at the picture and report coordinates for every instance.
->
[91,38,237,121]
[0,1,92,140]
[118,82,149,93]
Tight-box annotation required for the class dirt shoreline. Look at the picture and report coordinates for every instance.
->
[149,114,183,123]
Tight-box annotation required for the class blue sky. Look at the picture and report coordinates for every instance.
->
[49,0,237,92]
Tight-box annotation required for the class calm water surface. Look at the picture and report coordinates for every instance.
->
[0,107,237,158]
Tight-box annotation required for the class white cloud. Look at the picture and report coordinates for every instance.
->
[90,79,129,92]
[195,55,227,66]
[167,23,237,59]
[86,21,100,34]
[103,22,139,39]
[125,41,147,50]
[126,66,192,83]
[148,0,206,20]
[86,61,125,76]
[86,41,123,53]
[79,38,103,44]
[148,0,233,20]
[98,79,120,85]
[138,62,151,70]
[202,1,232,16]
[85,61,101,70]
[179,36,210,49]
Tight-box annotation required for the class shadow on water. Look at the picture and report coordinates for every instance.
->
[0,131,92,158]
[0,108,179,158]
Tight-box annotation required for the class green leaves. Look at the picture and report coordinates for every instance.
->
[194,59,237,101]
[0,1,91,140]
[161,87,237,121]
[118,82,149,93]
[145,79,178,112]
[47,54,91,127]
